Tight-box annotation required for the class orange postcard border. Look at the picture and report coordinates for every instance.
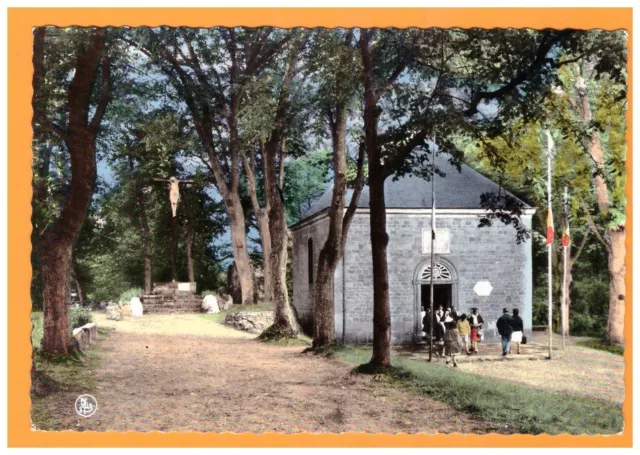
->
[7,7,633,448]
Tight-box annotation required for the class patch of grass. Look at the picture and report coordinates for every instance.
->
[199,302,273,323]
[265,334,312,347]
[576,338,624,356]
[333,346,623,435]
[33,342,103,391]
[31,312,44,350]
[257,322,298,342]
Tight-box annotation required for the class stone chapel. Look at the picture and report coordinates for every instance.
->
[290,157,535,344]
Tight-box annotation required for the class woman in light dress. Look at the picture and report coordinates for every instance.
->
[510,308,524,354]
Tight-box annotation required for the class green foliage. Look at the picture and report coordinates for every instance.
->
[335,346,623,435]
[199,289,218,297]
[118,288,142,306]
[282,148,332,224]
[68,308,93,330]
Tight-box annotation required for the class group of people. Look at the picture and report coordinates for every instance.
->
[422,305,525,366]
[496,308,525,356]
[421,306,484,367]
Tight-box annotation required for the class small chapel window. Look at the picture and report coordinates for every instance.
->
[421,263,452,281]
[308,238,314,285]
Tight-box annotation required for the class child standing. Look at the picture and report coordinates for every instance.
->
[457,314,471,355]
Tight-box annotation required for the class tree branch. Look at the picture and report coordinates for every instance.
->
[89,54,111,134]
[341,140,366,246]
[569,229,591,267]
[581,200,609,249]
[465,30,573,116]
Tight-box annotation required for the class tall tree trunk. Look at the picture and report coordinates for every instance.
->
[264,142,299,336]
[41,132,98,354]
[256,211,273,303]
[360,31,392,368]
[606,226,626,344]
[576,74,625,344]
[260,39,307,337]
[241,147,273,304]
[312,103,365,347]
[135,184,152,294]
[226,193,254,305]
[35,29,110,355]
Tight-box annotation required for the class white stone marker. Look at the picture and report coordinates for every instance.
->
[202,294,220,314]
[130,297,144,317]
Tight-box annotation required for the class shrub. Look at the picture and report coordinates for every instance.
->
[569,312,608,338]
[118,287,142,306]
[69,307,93,330]
[200,289,217,297]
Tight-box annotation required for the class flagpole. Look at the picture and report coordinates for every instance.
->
[546,131,554,360]
[561,186,568,350]
[428,152,436,362]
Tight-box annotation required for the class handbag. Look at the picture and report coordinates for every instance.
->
[522,335,528,345]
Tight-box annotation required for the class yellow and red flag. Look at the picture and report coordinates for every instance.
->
[561,220,570,247]
[546,209,554,245]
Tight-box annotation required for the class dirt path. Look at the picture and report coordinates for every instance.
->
[38,316,503,433]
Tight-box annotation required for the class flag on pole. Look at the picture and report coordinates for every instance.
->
[561,219,570,247]
[546,209,554,244]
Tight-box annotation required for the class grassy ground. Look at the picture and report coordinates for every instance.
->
[30,311,623,434]
[93,312,255,338]
[332,345,623,435]
[199,302,273,323]
[31,327,109,431]
[265,335,312,347]
[576,338,624,356]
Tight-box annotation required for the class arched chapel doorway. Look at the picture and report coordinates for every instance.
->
[412,258,459,344]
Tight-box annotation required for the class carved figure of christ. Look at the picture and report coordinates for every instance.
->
[153,176,195,217]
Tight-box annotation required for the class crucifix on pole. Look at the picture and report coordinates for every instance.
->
[153,176,195,282]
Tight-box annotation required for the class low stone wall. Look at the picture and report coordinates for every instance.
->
[223,311,274,334]
[72,322,98,350]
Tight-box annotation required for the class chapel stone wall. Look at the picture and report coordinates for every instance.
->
[336,213,533,344]
[290,214,331,335]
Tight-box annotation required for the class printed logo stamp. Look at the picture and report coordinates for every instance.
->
[75,394,98,418]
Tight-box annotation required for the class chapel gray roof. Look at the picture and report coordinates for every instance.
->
[298,156,532,223]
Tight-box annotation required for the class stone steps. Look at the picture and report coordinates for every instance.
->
[144,306,202,315]
[141,293,202,314]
